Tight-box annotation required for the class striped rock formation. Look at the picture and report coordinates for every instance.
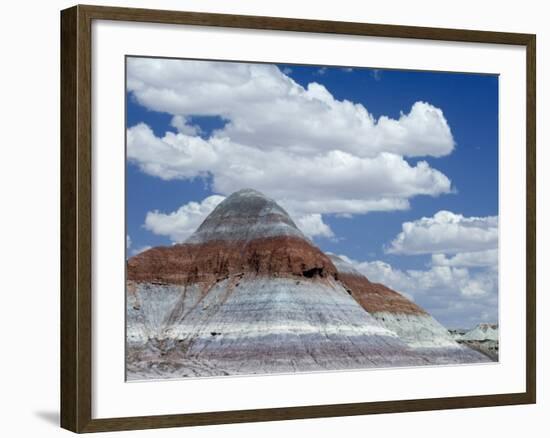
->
[126,189,488,380]
[329,254,489,362]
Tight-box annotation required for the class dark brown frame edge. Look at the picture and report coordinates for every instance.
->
[60,4,536,433]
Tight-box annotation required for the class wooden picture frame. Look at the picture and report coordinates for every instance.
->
[60,4,536,433]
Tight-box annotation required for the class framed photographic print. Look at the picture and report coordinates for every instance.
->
[60,4,536,433]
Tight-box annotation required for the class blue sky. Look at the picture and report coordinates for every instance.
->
[126,57,498,328]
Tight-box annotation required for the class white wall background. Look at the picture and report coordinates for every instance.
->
[0,0,546,437]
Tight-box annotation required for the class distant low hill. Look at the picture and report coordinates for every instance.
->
[461,323,499,341]
[451,323,499,361]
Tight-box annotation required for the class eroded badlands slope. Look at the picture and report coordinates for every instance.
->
[126,189,488,380]
[329,254,488,364]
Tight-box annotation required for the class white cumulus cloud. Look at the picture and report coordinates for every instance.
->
[337,254,498,328]
[126,58,456,221]
[127,58,454,159]
[293,213,334,239]
[127,123,452,216]
[337,211,499,327]
[431,249,498,268]
[387,211,498,255]
[144,195,225,243]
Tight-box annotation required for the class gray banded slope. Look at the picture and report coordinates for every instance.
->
[186,189,305,244]
[127,276,430,379]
